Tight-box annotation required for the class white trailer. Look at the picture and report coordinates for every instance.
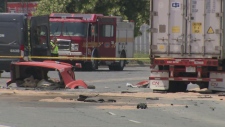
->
[149,0,225,92]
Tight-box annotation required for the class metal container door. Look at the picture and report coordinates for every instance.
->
[186,0,222,57]
[151,0,186,57]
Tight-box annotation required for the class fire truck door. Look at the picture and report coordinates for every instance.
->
[30,15,51,60]
[98,17,116,58]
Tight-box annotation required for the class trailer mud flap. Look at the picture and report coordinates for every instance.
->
[209,72,225,92]
[150,71,169,90]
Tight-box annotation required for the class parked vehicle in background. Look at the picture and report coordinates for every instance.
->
[7,1,38,19]
[49,13,134,71]
[149,0,225,92]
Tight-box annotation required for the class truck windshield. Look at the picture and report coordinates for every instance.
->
[62,22,88,37]
[50,22,62,36]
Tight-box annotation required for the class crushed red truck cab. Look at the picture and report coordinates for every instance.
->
[7,61,88,89]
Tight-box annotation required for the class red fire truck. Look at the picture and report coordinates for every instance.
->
[7,1,38,19]
[49,13,134,71]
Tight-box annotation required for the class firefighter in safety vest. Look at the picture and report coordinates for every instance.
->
[50,37,58,57]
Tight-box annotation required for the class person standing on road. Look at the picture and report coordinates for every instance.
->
[50,37,59,57]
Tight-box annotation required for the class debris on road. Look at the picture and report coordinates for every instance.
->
[87,85,96,89]
[210,107,215,111]
[77,94,116,103]
[218,92,225,96]
[77,95,89,101]
[107,99,116,103]
[146,97,159,100]
[137,103,148,109]
[126,80,149,88]
[197,95,212,98]
[121,91,138,93]
[7,61,89,90]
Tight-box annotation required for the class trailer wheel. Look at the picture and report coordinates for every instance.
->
[168,81,177,93]
[168,81,187,92]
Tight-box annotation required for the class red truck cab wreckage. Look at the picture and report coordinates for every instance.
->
[7,61,88,89]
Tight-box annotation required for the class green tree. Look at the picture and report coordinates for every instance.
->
[34,0,150,37]
[0,0,6,12]
[33,0,71,15]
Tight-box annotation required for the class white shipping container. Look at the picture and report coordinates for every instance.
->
[150,0,224,59]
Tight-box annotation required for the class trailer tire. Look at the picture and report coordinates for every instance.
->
[168,81,177,93]
[168,81,187,92]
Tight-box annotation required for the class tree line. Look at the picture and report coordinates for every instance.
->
[34,0,150,37]
[0,0,150,37]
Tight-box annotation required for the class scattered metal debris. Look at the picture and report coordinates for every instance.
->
[84,97,99,102]
[210,107,215,111]
[121,91,138,93]
[146,97,159,100]
[137,103,148,109]
[77,95,89,101]
[77,94,116,103]
[218,92,225,96]
[126,80,149,88]
[197,95,212,98]
[107,99,116,102]
[87,85,96,89]
[153,90,167,93]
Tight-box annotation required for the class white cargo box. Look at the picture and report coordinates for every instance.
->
[150,0,225,59]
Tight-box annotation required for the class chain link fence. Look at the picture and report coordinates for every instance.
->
[134,23,150,54]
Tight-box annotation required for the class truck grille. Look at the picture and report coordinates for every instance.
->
[57,40,71,50]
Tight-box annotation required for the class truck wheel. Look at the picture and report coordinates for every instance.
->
[91,52,98,70]
[108,65,115,71]
[114,52,126,71]
[83,52,98,71]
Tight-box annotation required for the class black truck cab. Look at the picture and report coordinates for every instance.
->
[0,13,51,72]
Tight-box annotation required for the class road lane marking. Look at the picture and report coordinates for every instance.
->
[129,120,141,123]
[107,112,116,116]
[0,125,11,127]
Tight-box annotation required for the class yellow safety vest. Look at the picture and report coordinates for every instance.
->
[50,41,58,54]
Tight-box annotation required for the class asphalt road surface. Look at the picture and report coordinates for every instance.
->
[0,67,225,127]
